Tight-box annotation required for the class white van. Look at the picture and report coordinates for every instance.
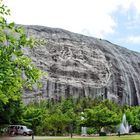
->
[9,125,33,136]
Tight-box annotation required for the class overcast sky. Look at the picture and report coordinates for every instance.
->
[4,0,140,52]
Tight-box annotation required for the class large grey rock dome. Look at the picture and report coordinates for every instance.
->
[23,25,140,106]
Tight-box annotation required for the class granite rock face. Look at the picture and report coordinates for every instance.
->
[22,25,140,105]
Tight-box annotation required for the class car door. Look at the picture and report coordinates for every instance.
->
[17,126,23,135]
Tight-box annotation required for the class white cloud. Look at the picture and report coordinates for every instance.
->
[126,36,140,44]
[132,0,140,14]
[3,0,140,39]
[116,0,140,30]
[3,0,119,38]
[116,0,140,13]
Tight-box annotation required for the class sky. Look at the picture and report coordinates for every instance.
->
[3,0,140,52]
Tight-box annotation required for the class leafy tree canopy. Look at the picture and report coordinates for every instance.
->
[0,0,42,105]
[83,100,122,132]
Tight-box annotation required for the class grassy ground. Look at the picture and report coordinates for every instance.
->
[3,135,140,140]
[45,135,140,140]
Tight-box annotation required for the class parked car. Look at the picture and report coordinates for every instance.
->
[8,125,33,136]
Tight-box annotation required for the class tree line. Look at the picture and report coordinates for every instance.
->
[1,98,140,136]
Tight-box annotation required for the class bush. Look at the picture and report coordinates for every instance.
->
[0,125,9,136]
[99,132,106,136]
[87,127,98,135]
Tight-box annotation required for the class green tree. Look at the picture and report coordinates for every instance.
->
[22,106,46,134]
[0,99,23,124]
[49,109,70,135]
[126,106,140,131]
[0,0,42,125]
[83,100,121,133]
[28,99,78,136]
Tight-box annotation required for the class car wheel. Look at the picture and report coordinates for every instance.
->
[23,132,27,136]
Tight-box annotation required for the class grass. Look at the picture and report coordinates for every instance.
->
[3,135,140,140]
[48,135,140,140]
[33,135,140,140]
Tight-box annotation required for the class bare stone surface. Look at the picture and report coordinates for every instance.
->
[22,25,140,105]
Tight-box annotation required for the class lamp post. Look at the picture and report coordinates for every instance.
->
[70,123,73,138]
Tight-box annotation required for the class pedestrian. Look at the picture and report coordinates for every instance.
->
[11,127,16,136]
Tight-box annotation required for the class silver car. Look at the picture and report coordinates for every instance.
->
[9,125,33,136]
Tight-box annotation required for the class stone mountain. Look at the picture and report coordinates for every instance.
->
[22,25,140,106]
